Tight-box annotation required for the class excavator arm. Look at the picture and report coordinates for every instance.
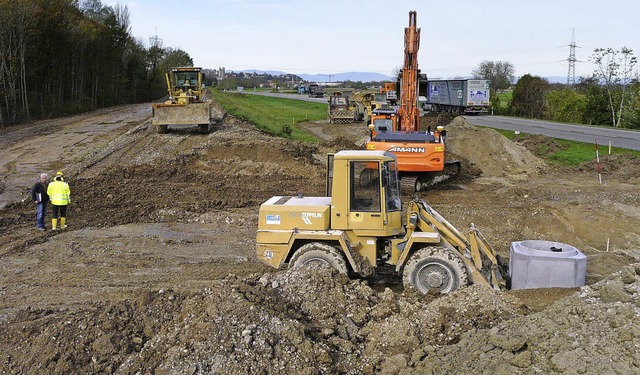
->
[398,11,421,132]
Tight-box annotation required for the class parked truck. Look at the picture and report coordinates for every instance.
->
[426,79,490,114]
[308,84,325,98]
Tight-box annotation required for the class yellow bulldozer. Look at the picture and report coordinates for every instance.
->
[327,91,357,124]
[256,150,507,294]
[151,67,212,134]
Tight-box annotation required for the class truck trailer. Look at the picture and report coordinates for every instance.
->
[426,79,490,114]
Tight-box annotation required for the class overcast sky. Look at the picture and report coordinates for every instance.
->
[105,0,639,80]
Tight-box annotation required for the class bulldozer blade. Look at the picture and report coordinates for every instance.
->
[152,102,211,126]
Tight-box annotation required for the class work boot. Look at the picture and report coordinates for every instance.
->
[52,218,58,230]
[60,217,67,229]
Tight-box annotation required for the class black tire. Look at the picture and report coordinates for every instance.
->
[402,247,469,294]
[198,123,211,134]
[289,242,348,274]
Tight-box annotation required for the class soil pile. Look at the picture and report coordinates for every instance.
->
[0,267,524,374]
[1,102,640,374]
[445,117,547,180]
[411,264,640,374]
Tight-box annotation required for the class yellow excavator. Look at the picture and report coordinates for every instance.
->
[256,150,507,294]
[151,67,212,134]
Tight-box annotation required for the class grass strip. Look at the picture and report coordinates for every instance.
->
[210,90,327,142]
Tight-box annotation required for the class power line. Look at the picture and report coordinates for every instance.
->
[149,27,162,49]
[566,28,578,86]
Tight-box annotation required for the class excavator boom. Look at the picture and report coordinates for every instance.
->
[365,11,460,192]
[398,11,420,132]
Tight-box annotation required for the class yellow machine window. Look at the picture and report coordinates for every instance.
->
[350,161,381,212]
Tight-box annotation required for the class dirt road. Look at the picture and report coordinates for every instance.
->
[0,101,639,374]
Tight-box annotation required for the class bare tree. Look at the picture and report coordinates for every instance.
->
[590,47,637,127]
[471,61,515,91]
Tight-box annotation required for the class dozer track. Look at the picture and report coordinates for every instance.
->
[329,109,356,124]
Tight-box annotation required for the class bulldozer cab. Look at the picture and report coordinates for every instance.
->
[327,151,402,232]
[168,67,203,102]
[329,92,349,109]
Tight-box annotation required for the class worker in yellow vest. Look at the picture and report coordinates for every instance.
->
[47,171,71,230]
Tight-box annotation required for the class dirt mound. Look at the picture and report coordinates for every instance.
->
[445,117,546,180]
[420,113,457,132]
[411,264,640,374]
[0,267,523,374]
[2,98,640,374]
[581,153,640,184]
[65,118,328,228]
[516,133,567,157]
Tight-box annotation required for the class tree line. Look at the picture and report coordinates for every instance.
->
[0,0,193,126]
[473,48,639,129]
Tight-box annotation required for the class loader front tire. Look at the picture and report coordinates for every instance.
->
[289,242,348,274]
[403,247,468,294]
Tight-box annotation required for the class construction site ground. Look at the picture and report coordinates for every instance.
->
[1,100,639,374]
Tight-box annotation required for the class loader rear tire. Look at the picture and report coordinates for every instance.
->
[403,247,468,294]
[289,242,348,274]
[199,123,211,134]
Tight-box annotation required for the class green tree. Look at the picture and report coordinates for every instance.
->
[623,81,640,129]
[471,60,515,91]
[590,47,637,127]
[582,83,611,125]
[509,74,549,118]
[545,89,586,123]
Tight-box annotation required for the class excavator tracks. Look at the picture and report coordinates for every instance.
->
[400,160,462,192]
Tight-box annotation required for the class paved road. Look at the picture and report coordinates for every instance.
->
[464,115,640,151]
[242,91,327,104]
[237,92,640,151]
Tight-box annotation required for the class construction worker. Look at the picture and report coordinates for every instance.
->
[436,125,446,143]
[30,173,49,231]
[47,171,71,230]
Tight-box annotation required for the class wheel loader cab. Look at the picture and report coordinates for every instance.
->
[327,151,403,234]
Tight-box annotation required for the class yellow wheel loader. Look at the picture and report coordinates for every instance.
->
[151,67,212,134]
[256,150,507,294]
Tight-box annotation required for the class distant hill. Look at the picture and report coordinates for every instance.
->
[544,76,568,84]
[233,69,394,82]
[231,69,569,85]
[299,72,394,83]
